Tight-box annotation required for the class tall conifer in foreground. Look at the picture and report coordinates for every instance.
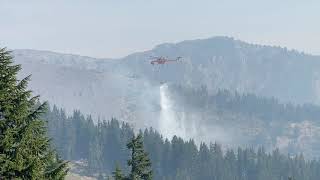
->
[0,48,68,179]
[127,134,153,180]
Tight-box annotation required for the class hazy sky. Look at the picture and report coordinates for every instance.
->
[1,0,319,58]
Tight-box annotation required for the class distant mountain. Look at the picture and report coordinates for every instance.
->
[14,37,320,106]
[12,37,320,155]
[118,37,320,104]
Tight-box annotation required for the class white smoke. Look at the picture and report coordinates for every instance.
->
[158,83,232,146]
[120,80,233,146]
[159,84,197,140]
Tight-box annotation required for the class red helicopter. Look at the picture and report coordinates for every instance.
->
[149,56,182,65]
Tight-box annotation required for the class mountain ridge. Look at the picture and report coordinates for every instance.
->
[11,36,320,157]
[12,37,320,113]
[13,36,320,61]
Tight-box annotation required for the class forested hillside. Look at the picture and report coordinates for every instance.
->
[45,105,320,180]
[165,84,320,158]
[4,0,320,179]
[13,38,320,162]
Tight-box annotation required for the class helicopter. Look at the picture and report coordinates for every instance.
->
[149,56,182,85]
[149,56,182,65]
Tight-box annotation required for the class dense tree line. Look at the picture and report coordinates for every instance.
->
[46,106,320,180]
[170,84,320,123]
[0,48,68,179]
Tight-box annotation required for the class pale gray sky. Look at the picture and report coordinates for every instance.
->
[0,0,319,58]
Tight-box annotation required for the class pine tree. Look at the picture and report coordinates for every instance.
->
[44,153,69,179]
[112,164,124,180]
[127,134,153,180]
[0,48,68,179]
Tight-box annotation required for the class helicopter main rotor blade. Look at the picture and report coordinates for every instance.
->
[149,55,161,59]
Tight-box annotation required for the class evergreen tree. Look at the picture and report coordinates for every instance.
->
[127,134,153,180]
[0,48,68,179]
[44,153,69,179]
[112,164,124,180]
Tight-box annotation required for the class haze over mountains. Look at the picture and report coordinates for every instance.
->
[12,37,320,157]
